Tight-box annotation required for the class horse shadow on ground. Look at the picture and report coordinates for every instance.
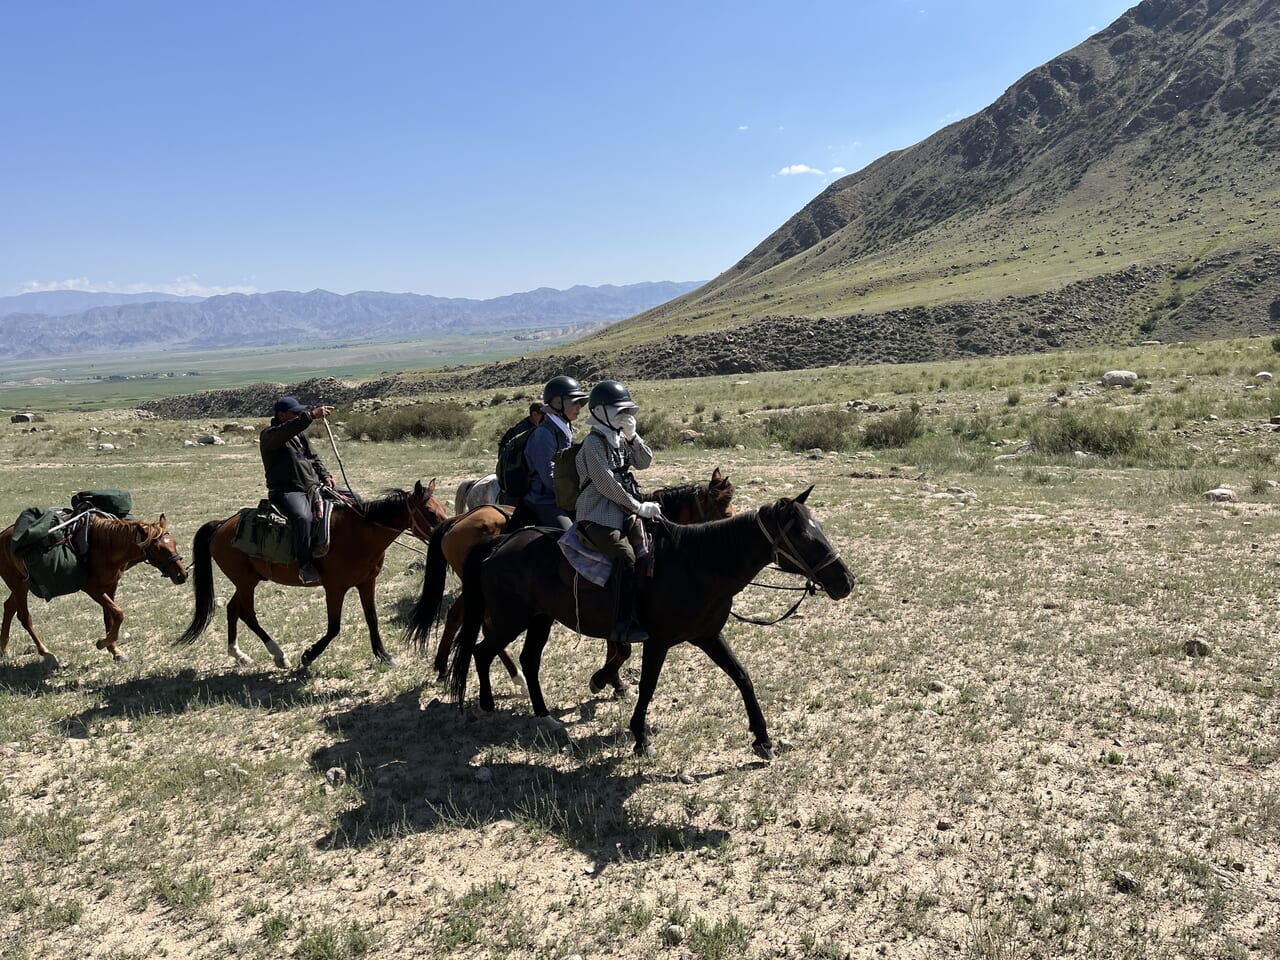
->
[54,667,322,737]
[310,688,738,870]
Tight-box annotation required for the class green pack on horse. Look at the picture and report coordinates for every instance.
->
[1,495,188,667]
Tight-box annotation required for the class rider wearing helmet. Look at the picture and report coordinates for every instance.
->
[575,380,658,645]
[513,374,588,530]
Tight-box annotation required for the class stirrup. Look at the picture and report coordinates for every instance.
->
[299,563,321,585]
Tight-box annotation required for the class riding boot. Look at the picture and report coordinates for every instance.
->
[298,562,321,585]
[610,566,649,645]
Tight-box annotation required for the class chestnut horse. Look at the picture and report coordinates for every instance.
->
[407,468,736,690]
[1,514,188,668]
[178,481,447,669]
[442,488,854,758]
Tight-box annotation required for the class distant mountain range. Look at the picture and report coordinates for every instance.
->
[0,282,703,361]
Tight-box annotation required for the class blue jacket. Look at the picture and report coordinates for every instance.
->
[522,416,570,507]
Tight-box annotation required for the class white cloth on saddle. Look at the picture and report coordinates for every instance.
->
[558,523,613,587]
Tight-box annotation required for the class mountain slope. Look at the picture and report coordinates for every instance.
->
[589,0,1280,353]
[0,290,203,318]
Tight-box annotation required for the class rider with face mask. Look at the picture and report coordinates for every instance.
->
[575,380,659,645]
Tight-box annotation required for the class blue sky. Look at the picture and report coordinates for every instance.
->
[1,0,1136,300]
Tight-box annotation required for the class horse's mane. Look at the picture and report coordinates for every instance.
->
[360,488,413,526]
[649,476,734,517]
[655,506,761,563]
[88,515,158,551]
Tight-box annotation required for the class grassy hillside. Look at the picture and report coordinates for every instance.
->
[3,335,1280,958]
[586,0,1280,353]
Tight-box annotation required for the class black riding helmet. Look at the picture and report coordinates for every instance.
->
[588,380,639,429]
[542,375,588,414]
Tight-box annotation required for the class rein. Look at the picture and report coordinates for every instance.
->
[327,489,435,556]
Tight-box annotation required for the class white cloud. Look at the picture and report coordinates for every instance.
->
[778,164,825,176]
[21,275,258,297]
[830,166,847,175]
[738,125,749,131]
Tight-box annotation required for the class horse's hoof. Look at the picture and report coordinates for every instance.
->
[467,702,490,721]
[95,639,108,650]
[752,741,775,762]
[376,654,397,667]
[232,652,253,666]
[275,653,291,670]
[42,653,61,670]
[633,741,656,758]
[613,685,633,701]
[113,652,129,662]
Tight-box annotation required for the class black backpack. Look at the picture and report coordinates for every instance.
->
[496,426,537,498]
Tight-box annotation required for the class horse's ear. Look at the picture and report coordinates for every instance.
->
[795,485,814,504]
[158,514,167,527]
[414,480,424,496]
[711,467,723,482]
[427,478,437,496]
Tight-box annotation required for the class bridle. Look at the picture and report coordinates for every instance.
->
[144,531,186,578]
[729,504,841,627]
[755,504,842,584]
[406,495,444,541]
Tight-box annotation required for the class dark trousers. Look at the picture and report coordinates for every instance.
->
[269,489,313,565]
[512,499,572,532]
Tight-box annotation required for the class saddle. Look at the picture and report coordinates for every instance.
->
[556,520,652,591]
[230,488,340,564]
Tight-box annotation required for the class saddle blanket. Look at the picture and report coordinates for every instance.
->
[558,524,612,588]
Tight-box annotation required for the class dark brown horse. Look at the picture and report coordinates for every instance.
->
[436,488,854,758]
[406,468,736,689]
[1,514,188,668]
[178,481,448,669]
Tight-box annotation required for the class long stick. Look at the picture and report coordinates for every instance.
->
[322,417,356,496]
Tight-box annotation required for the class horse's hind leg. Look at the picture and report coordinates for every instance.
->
[435,599,524,690]
[295,586,343,670]
[230,589,288,669]
[589,640,631,698]
[3,587,56,667]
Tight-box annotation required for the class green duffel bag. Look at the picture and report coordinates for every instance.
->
[11,506,89,601]
[71,489,133,519]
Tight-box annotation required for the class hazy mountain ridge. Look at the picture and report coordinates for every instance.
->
[0,290,203,318]
[0,282,702,361]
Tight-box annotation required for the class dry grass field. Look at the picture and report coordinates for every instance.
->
[3,338,1279,959]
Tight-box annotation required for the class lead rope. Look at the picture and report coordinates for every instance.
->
[321,417,356,497]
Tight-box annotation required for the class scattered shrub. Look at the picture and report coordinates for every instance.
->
[636,412,681,449]
[1270,335,1280,354]
[863,408,923,449]
[342,402,474,442]
[765,409,859,452]
[489,392,508,406]
[1029,406,1148,457]
[701,421,751,448]
[1006,389,1022,407]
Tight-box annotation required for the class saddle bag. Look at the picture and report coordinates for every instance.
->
[230,503,295,565]
[11,507,90,601]
[71,489,134,519]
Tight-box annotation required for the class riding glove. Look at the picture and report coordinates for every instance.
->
[636,501,662,520]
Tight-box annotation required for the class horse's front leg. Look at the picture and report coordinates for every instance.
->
[628,640,671,757]
[519,615,555,719]
[356,580,394,665]
[88,584,128,661]
[472,627,502,714]
[691,631,772,761]
[301,585,346,668]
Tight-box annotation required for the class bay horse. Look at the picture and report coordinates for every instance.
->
[441,487,853,759]
[178,481,448,669]
[406,468,736,690]
[1,514,188,668]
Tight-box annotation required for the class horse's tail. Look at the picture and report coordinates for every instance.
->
[453,480,473,518]
[404,517,455,652]
[176,520,220,645]
[449,535,496,708]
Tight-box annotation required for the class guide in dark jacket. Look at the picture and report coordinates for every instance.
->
[259,396,334,583]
